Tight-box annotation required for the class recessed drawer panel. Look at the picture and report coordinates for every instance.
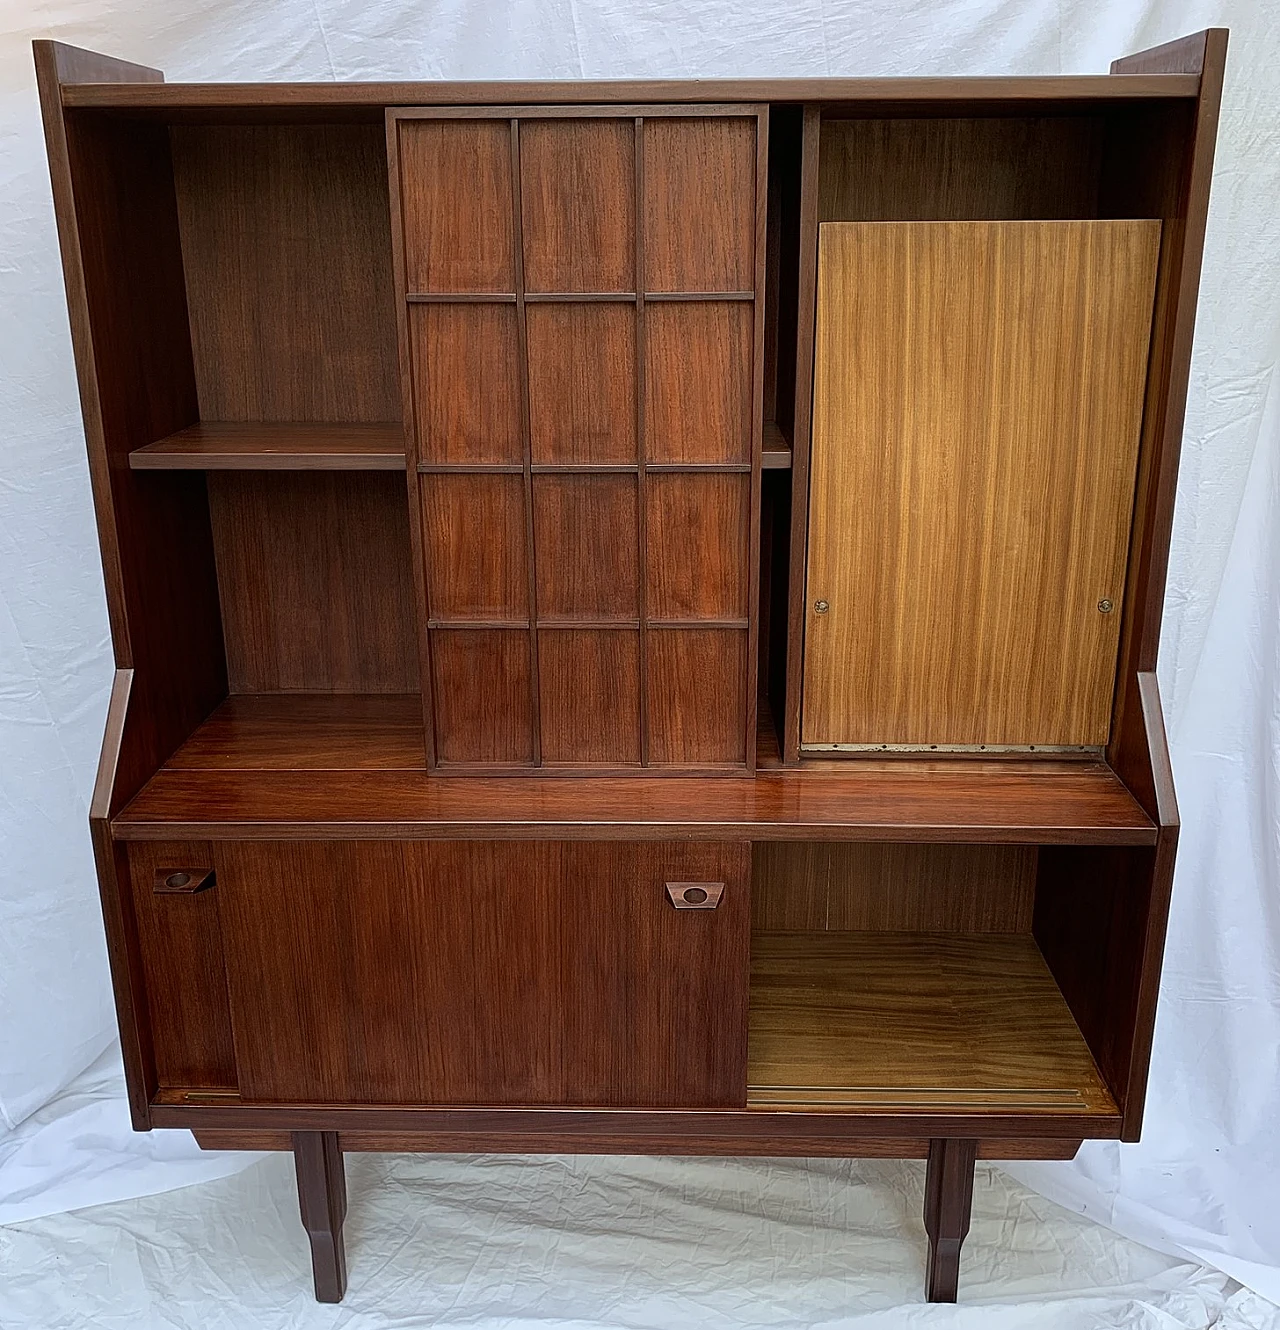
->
[213,839,750,1107]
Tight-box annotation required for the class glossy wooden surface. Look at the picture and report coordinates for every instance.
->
[129,422,406,470]
[803,220,1159,749]
[924,1137,976,1302]
[113,692,1155,840]
[214,840,750,1106]
[59,74,1202,115]
[752,842,1036,932]
[208,471,419,694]
[171,124,399,422]
[126,839,237,1090]
[293,1132,347,1302]
[748,933,1116,1114]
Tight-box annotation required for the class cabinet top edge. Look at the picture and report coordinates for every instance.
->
[59,73,1201,113]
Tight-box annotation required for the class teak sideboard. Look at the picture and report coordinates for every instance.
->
[35,30,1225,1304]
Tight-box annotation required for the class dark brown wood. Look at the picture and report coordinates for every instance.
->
[752,842,1037,932]
[156,1096,1120,1142]
[398,118,514,292]
[781,106,821,764]
[420,472,529,622]
[214,840,750,1106]
[644,302,753,463]
[409,303,523,463]
[520,118,634,292]
[292,1131,347,1303]
[645,473,750,620]
[62,74,1200,115]
[533,474,639,620]
[538,629,642,766]
[129,422,405,471]
[126,841,237,1090]
[114,752,1156,843]
[171,123,399,423]
[196,1128,1083,1160]
[924,1138,977,1302]
[1105,31,1227,812]
[208,471,419,694]
[527,303,637,462]
[646,629,748,766]
[430,629,533,765]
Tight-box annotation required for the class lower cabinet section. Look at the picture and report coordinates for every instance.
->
[211,839,750,1107]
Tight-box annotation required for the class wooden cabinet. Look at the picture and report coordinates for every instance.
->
[37,27,1225,1307]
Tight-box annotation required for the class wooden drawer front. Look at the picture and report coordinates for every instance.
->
[803,219,1159,751]
[213,839,751,1107]
[392,107,764,770]
[126,841,237,1091]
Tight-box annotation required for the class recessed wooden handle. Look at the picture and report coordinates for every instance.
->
[154,867,215,894]
[665,881,725,910]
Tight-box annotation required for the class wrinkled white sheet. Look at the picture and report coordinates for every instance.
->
[4,1143,1279,1330]
[2,0,1279,1320]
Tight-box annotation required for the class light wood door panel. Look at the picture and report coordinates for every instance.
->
[803,220,1159,749]
[214,840,749,1107]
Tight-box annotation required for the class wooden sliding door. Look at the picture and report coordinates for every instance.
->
[388,106,766,771]
[802,220,1160,751]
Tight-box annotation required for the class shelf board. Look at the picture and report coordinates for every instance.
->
[762,422,791,469]
[113,693,1155,843]
[748,932,1117,1117]
[128,422,406,471]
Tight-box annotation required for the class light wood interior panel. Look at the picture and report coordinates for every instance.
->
[398,119,514,292]
[752,843,1037,932]
[208,472,418,693]
[819,117,1104,222]
[520,119,635,292]
[171,124,399,422]
[803,220,1159,749]
[749,933,1115,1114]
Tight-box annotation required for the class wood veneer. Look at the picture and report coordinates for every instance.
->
[803,219,1160,750]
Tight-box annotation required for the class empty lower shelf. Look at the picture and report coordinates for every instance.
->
[128,422,406,470]
[748,932,1117,1116]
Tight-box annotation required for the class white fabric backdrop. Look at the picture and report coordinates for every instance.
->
[1,0,1277,1307]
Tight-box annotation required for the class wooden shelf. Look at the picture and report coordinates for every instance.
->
[129,422,406,471]
[748,932,1117,1117]
[113,693,1155,842]
[762,421,791,469]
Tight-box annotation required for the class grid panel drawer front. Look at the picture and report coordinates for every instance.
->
[392,107,763,770]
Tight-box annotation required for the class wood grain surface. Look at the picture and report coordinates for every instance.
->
[533,474,639,620]
[172,124,399,422]
[398,119,514,292]
[129,422,405,471]
[645,473,750,620]
[421,473,529,621]
[430,629,533,764]
[537,629,642,765]
[208,472,418,694]
[213,840,749,1106]
[803,220,1160,749]
[752,842,1037,932]
[749,933,1115,1114]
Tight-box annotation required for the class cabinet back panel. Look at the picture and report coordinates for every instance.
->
[803,220,1159,749]
[171,123,399,422]
[752,842,1037,933]
[209,472,418,693]
[820,117,1104,222]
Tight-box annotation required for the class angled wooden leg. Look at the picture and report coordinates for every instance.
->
[292,1131,348,1302]
[923,1137,976,1302]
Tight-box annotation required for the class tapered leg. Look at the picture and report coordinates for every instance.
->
[923,1137,976,1302]
[292,1131,348,1302]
